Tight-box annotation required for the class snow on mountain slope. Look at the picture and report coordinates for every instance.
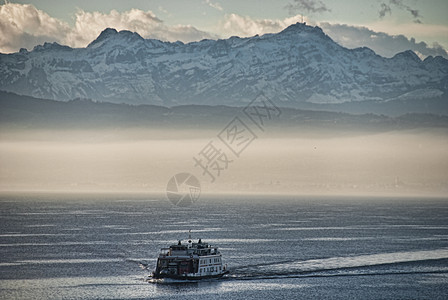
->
[0,23,447,106]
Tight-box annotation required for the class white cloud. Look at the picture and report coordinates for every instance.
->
[0,3,446,60]
[0,3,70,53]
[66,9,164,48]
[319,22,448,58]
[158,6,169,15]
[219,13,447,59]
[220,13,306,38]
[286,0,331,14]
[0,3,215,53]
[204,0,223,11]
[368,20,448,48]
[66,8,216,47]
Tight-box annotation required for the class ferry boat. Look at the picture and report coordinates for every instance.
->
[151,233,228,281]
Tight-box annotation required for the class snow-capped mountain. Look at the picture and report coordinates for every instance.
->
[0,23,447,107]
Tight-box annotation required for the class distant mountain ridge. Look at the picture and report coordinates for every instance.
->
[2,91,447,131]
[0,23,447,110]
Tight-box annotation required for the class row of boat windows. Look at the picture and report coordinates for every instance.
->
[199,258,221,264]
[200,266,221,273]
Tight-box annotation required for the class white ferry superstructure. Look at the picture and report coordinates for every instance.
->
[151,236,228,281]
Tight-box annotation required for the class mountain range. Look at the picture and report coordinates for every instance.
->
[0,22,447,113]
[2,91,447,132]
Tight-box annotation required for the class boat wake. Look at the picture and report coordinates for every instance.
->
[228,249,448,280]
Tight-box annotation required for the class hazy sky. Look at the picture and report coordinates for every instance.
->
[1,0,447,57]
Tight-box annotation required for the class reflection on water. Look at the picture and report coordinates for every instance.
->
[0,193,447,299]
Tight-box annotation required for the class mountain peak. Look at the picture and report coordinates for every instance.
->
[98,28,118,38]
[32,42,72,52]
[87,28,118,48]
[280,22,325,36]
[87,28,143,48]
[392,50,421,63]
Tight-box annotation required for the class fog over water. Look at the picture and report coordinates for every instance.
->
[1,102,447,300]
[1,127,447,196]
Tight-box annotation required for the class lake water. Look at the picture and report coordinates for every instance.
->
[1,193,447,299]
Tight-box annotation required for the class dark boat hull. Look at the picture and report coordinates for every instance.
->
[151,270,229,281]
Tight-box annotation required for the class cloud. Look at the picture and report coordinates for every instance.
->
[379,0,422,23]
[66,8,216,47]
[0,3,70,53]
[204,0,223,11]
[158,6,169,14]
[0,3,215,53]
[221,13,305,38]
[369,21,448,45]
[219,13,447,59]
[319,22,448,58]
[1,3,446,60]
[379,3,392,18]
[286,0,331,14]
[66,9,162,48]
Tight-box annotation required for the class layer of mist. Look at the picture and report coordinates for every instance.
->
[1,92,447,196]
[1,127,447,197]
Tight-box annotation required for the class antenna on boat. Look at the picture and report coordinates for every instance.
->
[188,229,192,243]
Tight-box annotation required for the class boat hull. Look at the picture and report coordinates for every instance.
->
[151,270,229,281]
